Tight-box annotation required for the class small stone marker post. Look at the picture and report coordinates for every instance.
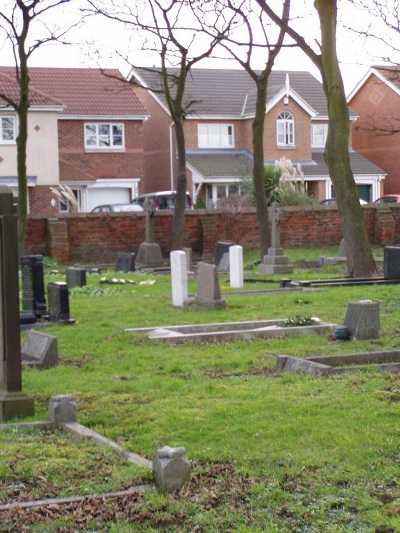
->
[49,395,77,424]
[170,251,188,307]
[0,186,34,420]
[229,245,243,289]
[65,267,87,288]
[152,446,191,493]
[344,300,380,340]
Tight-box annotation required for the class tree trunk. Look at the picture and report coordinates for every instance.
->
[170,117,187,250]
[316,0,378,277]
[17,53,29,255]
[252,78,271,258]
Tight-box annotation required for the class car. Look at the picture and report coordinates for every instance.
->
[374,195,400,204]
[320,198,368,206]
[132,191,193,210]
[91,203,144,213]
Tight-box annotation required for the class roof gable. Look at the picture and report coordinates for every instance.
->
[0,67,148,118]
[348,65,400,101]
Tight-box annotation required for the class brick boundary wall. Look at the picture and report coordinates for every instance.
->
[24,205,400,265]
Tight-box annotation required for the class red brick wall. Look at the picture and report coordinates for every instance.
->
[24,205,400,265]
[349,73,399,194]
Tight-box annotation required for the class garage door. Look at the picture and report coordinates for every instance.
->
[88,188,131,211]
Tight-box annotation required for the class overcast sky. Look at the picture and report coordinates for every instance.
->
[0,0,397,95]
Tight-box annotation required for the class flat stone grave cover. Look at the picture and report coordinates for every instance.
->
[21,330,58,369]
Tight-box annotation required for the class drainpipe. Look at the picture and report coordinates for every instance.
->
[169,122,174,191]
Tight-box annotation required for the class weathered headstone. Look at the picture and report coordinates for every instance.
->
[229,245,243,289]
[195,262,225,308]
[49,395,77,423]
[215,240,235,268]
[384,246,400,280]
[21,331,58,369]
[115,252,136,273]
[152,446,191,493]
[344,300,380,340]
[65,267,87,288]
[21,255,47,317]
[0,186,34,420]
[259,203,294,275]
[171,251,189,307]
[48,282,73,323]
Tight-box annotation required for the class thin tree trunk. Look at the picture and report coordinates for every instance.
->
[170,118,186,250]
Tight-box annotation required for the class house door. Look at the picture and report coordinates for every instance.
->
[357,185,371,203]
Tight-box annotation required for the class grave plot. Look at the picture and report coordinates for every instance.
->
[125,318,337,344]
[276,351,400,375]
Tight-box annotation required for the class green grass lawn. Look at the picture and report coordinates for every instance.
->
[1,246,400,531]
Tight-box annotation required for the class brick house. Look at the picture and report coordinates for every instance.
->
[131,67,385,207]
[0,67,148,214]
[348,65,400,196]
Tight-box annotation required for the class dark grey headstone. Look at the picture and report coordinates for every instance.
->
[21,331,58,369]
[344,301,380,340]
[47,282,70,322]
[115,252,136,272]
[384,246,400,279]
[65,267,87,288]
[21,255,47,317]
[215,241,235,266]
[20,311,36,331]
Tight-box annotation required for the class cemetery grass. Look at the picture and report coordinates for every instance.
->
[3,247,400,531]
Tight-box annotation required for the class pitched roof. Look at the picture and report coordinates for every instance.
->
[0,71,62,108]
[0,67,148,117]
[373,65,400,91]
[132,67,329,118]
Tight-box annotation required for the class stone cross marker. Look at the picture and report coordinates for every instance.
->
[0,186,34,420]
[270,202,281,249]
[144,198,156,243]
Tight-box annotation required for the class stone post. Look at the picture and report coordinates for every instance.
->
[152,446,191,493]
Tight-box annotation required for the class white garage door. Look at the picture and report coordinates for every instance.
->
[88,188,131,211]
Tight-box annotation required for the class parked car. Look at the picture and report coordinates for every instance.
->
[320,198,368,206]
[91,203,144,213]
[374,195,400,204]
[132,191,193,210]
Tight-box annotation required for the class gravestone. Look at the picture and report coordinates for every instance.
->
[136,199,164,266]
[195,262,225,309]
[48,282,73,323]
[344,300,380,340]
[21,255,47,317]
[183,247,192,272]
[338,238,347,258]
[215,240,235,270]
[229,245,243,289]
[170,251,189,307]
[49,394,77,423]
[65,267,87,288]
[258,203,294,275]
[0,186,34,420]
[384,246,400,280]
[115,252,136,273]
[21,331,58,369]
[153,446,191,493]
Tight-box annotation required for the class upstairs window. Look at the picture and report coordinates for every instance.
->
[0,116,16,143]
[84,123,124,149]
[277,111,294,146]
[311,124,328,148]
[198,124,234,148]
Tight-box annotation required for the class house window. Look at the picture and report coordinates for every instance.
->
[0,116,16,143]
[198,124,234,148]
[84,123,124,149]
[311,124,328,147]
[277,111,294,146]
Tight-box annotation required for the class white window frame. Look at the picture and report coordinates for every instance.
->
[311,123,328,148]
[277,111,295,146]
[0,116,16,144]
[198,123,234,148]
[84,123,125,149]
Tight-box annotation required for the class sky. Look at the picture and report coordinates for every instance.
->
[0,0,397,96]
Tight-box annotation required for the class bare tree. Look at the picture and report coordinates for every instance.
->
[257,0,379,277]
[0,0,78,251]
[88,0,235,250]
[205,0,290,259]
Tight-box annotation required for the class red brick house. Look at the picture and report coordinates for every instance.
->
[0,67,148,214]
[131,67,385,207]
[348,65,400,196]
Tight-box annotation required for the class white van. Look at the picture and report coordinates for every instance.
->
[132,191,193,210]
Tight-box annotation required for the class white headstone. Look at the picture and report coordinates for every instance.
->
[170,251,188,307]
[229,245,243,289]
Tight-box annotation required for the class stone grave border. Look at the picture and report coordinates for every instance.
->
[126,318,337,344]
[276,350,400,375]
